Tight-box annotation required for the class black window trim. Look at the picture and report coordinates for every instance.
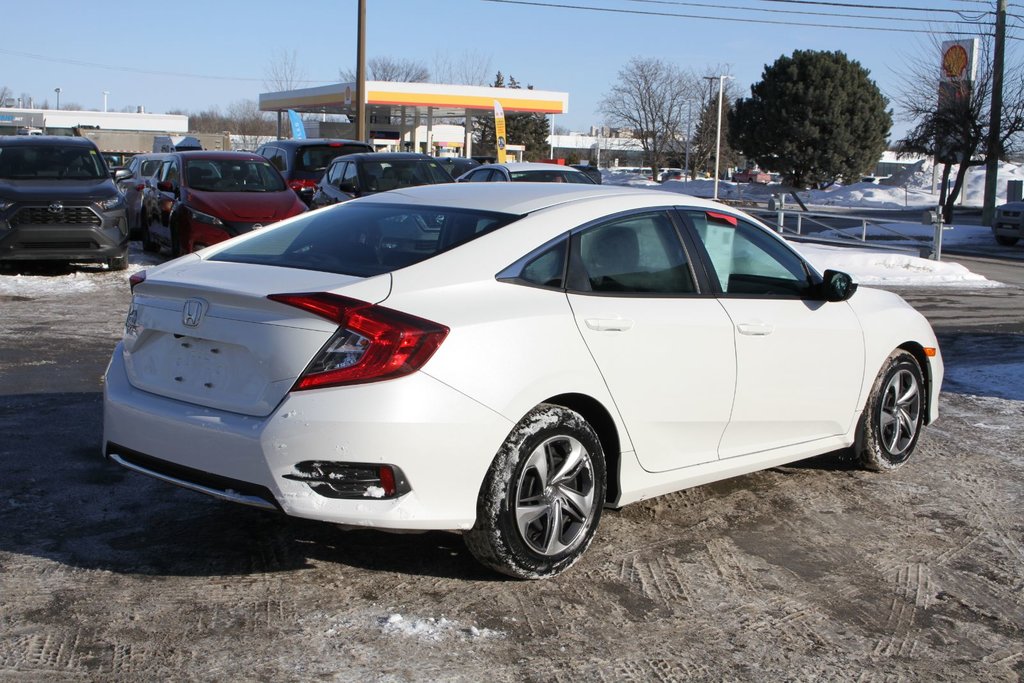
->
[496,206,712,298]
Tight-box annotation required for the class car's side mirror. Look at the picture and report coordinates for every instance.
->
[819,269,857,302]
[114,168,133,181]
[338,181,358,194]
[157,180,175,193]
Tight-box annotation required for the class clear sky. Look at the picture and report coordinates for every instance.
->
[2,0,1018,140]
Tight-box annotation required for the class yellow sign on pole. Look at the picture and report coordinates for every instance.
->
[493,100,507,164]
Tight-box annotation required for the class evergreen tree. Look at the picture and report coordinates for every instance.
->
[730,50,892,188]
[474,72,553,161]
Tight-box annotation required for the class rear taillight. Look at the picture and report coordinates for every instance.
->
[129,270,146,293]
[288,179,317,193]
[268,292,448,390]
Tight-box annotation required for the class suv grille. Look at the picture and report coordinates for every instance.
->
[11,206,101,227]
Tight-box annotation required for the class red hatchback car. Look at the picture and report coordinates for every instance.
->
[145,151,306,256]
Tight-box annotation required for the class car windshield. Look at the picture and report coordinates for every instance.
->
[0,145,107,180]
[358,160,455,191]
[509,169,594,184]
[209,202,518,276]
[297,144,370,172]
[184,159,286,192]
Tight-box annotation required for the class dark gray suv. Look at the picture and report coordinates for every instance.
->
[0,136,130,270]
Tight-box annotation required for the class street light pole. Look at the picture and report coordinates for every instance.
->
[684,100,693,181]
[54,87,61,110]
[704,75,733,200]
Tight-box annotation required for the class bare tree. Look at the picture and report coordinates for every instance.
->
[895,34,1024,221]
[431,50,493,85]
[600,58,701,179]
[340,56,429,83]
[264,49,308,92]
[227,99,274,149]
[0,85,12,107]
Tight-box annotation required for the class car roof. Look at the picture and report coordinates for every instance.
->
[173,151,267,161]
[0,135,98,148]
[262,138,371,149]
[358,181,726,216]
[474,162,588,173]
[333,152,440,162]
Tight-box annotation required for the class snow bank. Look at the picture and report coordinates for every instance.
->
[794,242,996,287]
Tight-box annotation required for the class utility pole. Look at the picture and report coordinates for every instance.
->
[982,0,1007,226]
[356,0,367,142]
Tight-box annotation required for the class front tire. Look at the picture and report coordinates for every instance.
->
[856,350,925,471]
[465,404,606,579]
[995,235,1019,246]
[106,250,128,271]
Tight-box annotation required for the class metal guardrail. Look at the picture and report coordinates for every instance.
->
[735,202,944,260]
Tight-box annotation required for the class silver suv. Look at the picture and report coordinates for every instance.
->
[993,202,1023,246]
[0,136,129,270]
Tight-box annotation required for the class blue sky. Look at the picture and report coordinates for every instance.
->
[2,0,1017,140]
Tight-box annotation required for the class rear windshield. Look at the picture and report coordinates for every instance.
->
[510,169,594,184]
[358,159,454,190]
[209,202,519,276]
[0,145,107,180]
[183,159,286,192]
[297,144,372,172]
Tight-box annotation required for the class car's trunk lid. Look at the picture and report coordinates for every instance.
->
[121,259,391,416]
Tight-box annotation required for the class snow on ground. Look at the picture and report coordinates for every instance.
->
[794,242,996,287]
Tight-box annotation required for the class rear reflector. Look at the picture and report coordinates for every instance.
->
[283,461,410,499]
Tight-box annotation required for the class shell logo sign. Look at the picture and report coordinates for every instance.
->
[942,44,969,79]
[940,39,977,83]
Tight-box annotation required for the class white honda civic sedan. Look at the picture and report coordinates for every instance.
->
[103,183,943,579]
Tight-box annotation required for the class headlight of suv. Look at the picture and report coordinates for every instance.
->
[189,208,224,226]
[98,195,126,211]
[0,199,14,212]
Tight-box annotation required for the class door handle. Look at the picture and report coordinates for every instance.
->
[585,317,634,332]
[736,322,774,336]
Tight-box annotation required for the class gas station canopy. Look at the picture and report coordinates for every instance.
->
[259,80,569,120]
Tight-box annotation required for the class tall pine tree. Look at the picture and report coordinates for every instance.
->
[730,50,892,188]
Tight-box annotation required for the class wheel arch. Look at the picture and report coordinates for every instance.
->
[542,392,622,505]
[897,341,935,425]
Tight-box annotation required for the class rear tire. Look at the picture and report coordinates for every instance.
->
[465,404,605,579]
[856,350,925,471]
[995,235,1019,246]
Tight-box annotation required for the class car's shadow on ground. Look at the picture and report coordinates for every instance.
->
[0,392,500,582]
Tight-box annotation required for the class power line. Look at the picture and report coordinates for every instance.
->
[0,48,336,86]
[480,0,993,34]
[631,0,988,16]
[626,0,992,23]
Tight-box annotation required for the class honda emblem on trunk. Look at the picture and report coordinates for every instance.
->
[48,201,64,214]
[182,298,207,327]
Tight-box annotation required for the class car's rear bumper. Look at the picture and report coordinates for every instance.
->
[102,343,511,531]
